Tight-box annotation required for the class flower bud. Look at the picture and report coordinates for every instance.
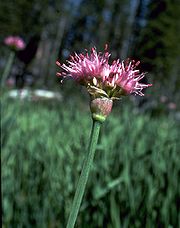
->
[90,97,113,122]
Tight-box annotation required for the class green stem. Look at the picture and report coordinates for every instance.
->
[1,51,15,86]
[66,120,102,228]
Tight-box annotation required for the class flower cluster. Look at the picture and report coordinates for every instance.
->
[4,36,25,51]
[56,46,152,99]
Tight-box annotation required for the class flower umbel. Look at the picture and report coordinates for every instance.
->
[4,36,25,51]
[56,46,152,99]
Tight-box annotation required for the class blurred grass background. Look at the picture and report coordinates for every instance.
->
[1,94,179,227]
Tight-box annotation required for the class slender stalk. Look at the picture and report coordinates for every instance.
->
[66,120,101,228]
[1,51,15,86]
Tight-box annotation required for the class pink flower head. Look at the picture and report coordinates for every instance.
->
[4,36,25,50]
[56,46,152,99]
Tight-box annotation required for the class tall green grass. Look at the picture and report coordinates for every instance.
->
[1,98,179,227]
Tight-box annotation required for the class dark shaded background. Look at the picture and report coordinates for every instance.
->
[0,0,179,96]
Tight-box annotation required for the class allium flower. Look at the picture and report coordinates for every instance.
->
[4,36,25,50]
[56,48,152,228]
[56,46,152,99]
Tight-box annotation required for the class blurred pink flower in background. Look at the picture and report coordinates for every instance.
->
[4,36,25,50]
[56,46,152,99]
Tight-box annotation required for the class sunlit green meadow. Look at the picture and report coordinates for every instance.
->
[1,95,179,228]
